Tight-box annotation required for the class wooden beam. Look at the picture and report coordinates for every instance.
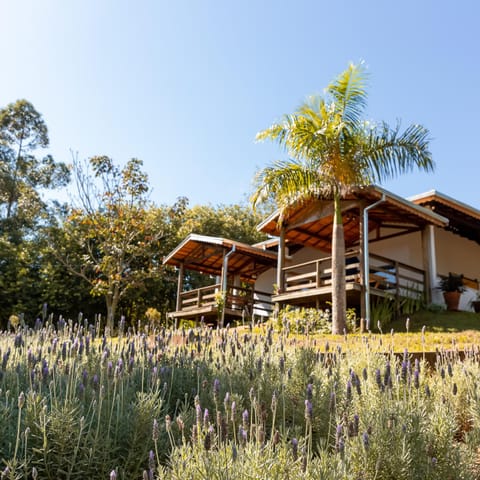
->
[176,261,184,311]
[286,200,360,231]
[358,204,366,331]
[277,226,286,293]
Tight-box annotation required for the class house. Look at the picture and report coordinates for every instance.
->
[163,186,480,327]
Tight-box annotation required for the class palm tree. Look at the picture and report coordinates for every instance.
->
[252,63,434,334]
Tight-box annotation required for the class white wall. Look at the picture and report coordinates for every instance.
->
[434,228,480,280]
[369,230,423,268]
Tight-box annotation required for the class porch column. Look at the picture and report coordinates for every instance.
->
[277,226,286,293]
[422,225,437,303]
[358,204,366,331]
[176,261,184,311]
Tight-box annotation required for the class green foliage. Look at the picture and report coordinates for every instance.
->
[0,100,70,326]
[438,272,466,293]
[371,295,396,331]
[0,99,69,233]
[276,305,332,334]
[400,284,425,316]
[276,305,358,334]
[50,156,164,329]
[177,203,267,245]
[0,322,478,478]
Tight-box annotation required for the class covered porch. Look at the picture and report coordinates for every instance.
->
[274,249,425,307]
[258,185,450,328]
[163,234,277,325]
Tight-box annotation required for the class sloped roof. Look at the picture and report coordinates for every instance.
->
[257,185,449,252]
[410,190,480,245]
[163,233,277,280]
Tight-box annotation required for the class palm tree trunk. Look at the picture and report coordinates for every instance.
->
[331,192,347,334]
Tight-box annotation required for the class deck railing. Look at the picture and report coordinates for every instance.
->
[281,250,425,299]
[178,283,274,317]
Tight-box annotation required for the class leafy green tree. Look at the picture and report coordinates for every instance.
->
[0,100,70,325]
[178,203,267,245]
[51,156,163,330]
[0,99,69,237]
[252,63,434,334]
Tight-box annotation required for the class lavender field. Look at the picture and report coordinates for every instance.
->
[0,319,479,479]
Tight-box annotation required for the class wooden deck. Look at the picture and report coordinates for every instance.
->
[167,283,274,322]
[274,250,426,308]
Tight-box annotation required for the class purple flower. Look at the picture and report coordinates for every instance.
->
[242,409,249,429]
[232,444,238,461]
[213,378,220,399]
[306,383,313,400]
[110,470,117,480]
[304,400,313,421]
[196,404,202,425]
[401,361,408,382]
[203,408,210,428]
[14,333,23,349]
[384,362,391,386]
[414,370,420,389]
[425,384,431,398]
[292,437,298,460]
[353,414,359,435]
[346,380,352,402]
[362,431,369,449]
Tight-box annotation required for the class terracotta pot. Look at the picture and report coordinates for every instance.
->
[443,291,461,311]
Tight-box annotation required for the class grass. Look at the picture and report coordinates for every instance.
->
[258,309,480,353]
[389,309,480,333]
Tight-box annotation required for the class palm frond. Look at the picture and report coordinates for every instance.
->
[327,62,368,127]
[361,122,434,183]
[251,158,332,215]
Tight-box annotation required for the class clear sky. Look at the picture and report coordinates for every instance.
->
[1,0,479,209]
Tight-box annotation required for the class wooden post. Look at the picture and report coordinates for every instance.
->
[358,204,366,332]
[277,226,286,293]
[176,262,184,311]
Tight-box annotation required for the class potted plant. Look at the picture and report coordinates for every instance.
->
[438,273,465,311]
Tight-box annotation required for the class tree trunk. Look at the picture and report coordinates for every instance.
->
[331,192,347,334]
[105,286,120,333]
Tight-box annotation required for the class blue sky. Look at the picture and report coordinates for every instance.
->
[1,0,479,209]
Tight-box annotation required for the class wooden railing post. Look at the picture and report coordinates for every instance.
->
[176,262,184,311]
[277,226,286,293]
